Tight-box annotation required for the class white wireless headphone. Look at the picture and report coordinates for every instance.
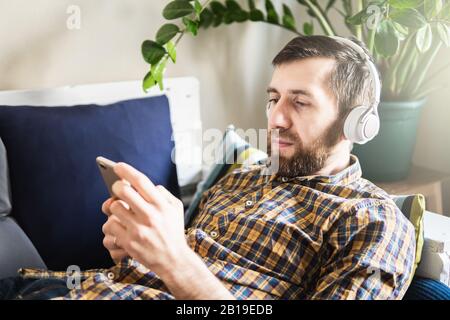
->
[330,36,381,145]
[267,36,381,145]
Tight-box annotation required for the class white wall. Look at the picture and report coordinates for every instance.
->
[0,0,299,131]
[413,48,450,213]
[1,0,449,211]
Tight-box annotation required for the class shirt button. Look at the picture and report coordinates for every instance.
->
[245,200,253,208]
[210,230,219,239]
[281,177,289,182]
[107,272,115,280]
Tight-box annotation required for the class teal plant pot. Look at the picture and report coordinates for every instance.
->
[352,99,426,182]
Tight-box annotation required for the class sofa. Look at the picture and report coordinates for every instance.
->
[0,78,449,299]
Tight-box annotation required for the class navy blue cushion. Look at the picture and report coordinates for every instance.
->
[0,96,180,271]
[404,276,450,300]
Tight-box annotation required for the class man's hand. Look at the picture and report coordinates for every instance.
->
[100,162,235,299]
[101,162,189,278]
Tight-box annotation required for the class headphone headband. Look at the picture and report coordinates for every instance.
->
[328,36,381,144]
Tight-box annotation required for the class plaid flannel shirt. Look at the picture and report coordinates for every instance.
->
[19,155,416,300]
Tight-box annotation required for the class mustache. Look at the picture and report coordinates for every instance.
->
[268,130,300,143]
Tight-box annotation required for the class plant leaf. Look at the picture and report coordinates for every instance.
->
[223,11,235,24]
[375,20,400,57]
[199,8,215,28]
[224,1,249,23]
[388,0,423,9]
[142,40,166,65]
[265,0,279,24]
[326,0,337,12]
[210,1,227,15]
[234,11,249,22]
[306,8,316,18]
[424,0,442,19]
[166,41,177,63]
[392,21,409,35]
[213,13,223,26]
[436,22,450,47]
[249,9,265,21]
[282,4,296,31]
[194,0,203,18]
[248,0,256,11]
[206,2,224,27]
[143,70,156,92]
[156,24,180,45]
[346,8,371,26]
[390,8,427,29]
[440,2,450,19]
[225,0,242,13]
[151,58,168,91]
[163,1,195,20]
[392,21,408,40]
[183,17,199,36]
[303,22,314,35]
[416,24,433,52]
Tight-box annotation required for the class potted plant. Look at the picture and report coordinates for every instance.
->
[141,0,450,182]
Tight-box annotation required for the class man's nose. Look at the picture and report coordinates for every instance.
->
[268,98,291,129]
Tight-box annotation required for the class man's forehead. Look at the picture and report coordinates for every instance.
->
[269,57,336,96]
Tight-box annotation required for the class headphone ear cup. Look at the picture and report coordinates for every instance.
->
[344,106,379,144]
[363,113,380,142]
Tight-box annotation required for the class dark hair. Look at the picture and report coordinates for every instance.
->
[272,35,381,118]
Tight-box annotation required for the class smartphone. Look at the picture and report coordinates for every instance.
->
[96,156,120,197]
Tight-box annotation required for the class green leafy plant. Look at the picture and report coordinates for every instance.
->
[142,0,450,101]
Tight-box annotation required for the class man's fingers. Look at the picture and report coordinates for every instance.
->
[112,180,159,221]
[103,234,122,250]
[102,198,115,216]
[102,215,127,240]
[113,162,163,207]
[109,200,134,228]
[103,215,125,233]
[109,249,128,263]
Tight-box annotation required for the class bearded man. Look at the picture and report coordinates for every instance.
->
[0,35,415,300]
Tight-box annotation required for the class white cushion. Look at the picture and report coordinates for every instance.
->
[415,211,450,285]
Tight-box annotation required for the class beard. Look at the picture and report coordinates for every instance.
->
[267,119,343,178]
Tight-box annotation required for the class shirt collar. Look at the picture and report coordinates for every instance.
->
[265,154,362,186]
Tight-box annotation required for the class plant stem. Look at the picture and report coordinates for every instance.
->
[412,84,447,100]
[314,1,338,35]
[410,42,443,96]
[174,0,213,46]
[389,35,413,94]
[261,20,302,36]
[368,26,376,54]
[400,51,419,96]
[395,44,417,97]
[355,0,363,41]
[302,0,336,36]
[342,0,352,16]
[156,0,213,75]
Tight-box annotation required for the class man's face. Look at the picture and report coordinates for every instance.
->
[267,57,343,177]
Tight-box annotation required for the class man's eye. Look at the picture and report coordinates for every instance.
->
[295,101,308,107]
[268,98,279,104]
